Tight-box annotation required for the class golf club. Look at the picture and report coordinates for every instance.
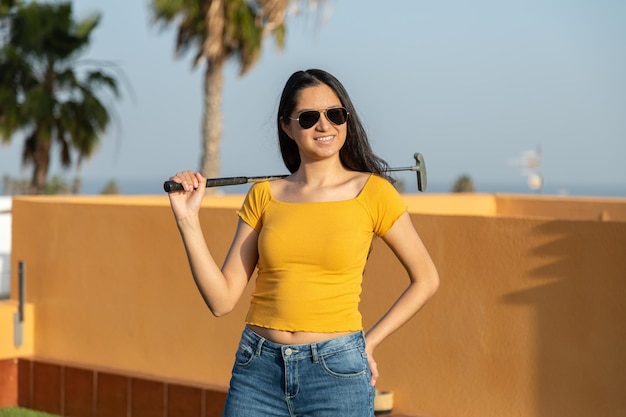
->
[164,152,427,193]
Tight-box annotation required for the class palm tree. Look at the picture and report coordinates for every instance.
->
[150,0,318,186]
[0,0,19,19]
[0,2,121,194]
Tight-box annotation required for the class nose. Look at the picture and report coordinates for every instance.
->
[316,110,331,130]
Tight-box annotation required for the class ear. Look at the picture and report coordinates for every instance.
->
[280,117,295,140]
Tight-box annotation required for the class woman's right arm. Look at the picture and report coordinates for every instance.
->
[169,171,259,317]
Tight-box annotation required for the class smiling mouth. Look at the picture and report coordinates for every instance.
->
[315,135,333,142]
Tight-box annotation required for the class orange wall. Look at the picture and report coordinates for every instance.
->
[0,302,34,358]
[493,194,626,221]
[7,194,626,417]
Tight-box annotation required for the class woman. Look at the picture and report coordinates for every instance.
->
[168,69,439,417]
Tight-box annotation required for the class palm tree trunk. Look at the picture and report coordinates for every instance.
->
[200,58,225,194]
[31,138,51,194]
[72,160,83,194]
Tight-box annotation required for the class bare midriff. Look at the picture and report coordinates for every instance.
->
[248,325,354,345]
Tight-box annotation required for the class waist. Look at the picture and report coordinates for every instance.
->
[247,324,354,345]
[246,277,364,332]
[242,325,366,358]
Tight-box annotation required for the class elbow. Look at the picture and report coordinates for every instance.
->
[209,304,234,318]
[422,267,440,299]
[429,273,440,297]
[210,309,230,318]
[205,299,236,318]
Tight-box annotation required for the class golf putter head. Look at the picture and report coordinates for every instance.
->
[414,153,427,192]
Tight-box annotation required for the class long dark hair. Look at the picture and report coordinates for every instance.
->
[277,69,393,181]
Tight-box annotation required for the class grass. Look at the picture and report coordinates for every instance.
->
[0,408,60,417]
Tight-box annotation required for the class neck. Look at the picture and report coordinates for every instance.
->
[293,158,349,186]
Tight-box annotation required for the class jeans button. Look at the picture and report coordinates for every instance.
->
[284,348,293,356]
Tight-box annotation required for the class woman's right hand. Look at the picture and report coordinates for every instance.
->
[167,171,206,221]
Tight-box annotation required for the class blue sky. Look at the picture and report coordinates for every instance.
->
[1,0,625,195]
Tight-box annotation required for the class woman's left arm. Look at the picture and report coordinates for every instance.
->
[364,211,440,386]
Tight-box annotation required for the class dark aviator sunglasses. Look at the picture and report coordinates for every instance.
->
[287,107,349,129]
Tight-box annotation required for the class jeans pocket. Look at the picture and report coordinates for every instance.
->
[319,347,367,378]
[234,343,256,368]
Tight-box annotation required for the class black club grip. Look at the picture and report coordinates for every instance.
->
[164,176,250,193]
[163,181,184,192]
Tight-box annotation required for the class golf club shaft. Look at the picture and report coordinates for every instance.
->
[164,152,426,192]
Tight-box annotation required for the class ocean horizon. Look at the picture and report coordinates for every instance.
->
[59,177,626,198]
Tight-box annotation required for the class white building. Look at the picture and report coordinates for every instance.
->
[0,197,11,299]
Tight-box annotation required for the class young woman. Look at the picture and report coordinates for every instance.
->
[168,69,439,417]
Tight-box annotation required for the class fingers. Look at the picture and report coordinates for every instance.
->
[368,356,379,387]
[169,171,203,192]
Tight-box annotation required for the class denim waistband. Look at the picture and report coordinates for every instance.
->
[241,326,366,362]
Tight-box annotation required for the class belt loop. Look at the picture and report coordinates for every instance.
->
[255,336,265,357]
[311,343,319,363]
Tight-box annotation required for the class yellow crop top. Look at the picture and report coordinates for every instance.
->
[236,174,407,332]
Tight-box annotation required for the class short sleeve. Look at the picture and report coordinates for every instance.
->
[362,175,408,236]
[236,181,270,232]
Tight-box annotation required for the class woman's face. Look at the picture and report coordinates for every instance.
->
[280,84,348,165]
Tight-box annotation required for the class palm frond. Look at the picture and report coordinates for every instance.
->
[2,1,123,193]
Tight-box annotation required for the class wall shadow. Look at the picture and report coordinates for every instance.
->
[504,220,626,416]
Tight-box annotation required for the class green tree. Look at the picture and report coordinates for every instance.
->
[0,0,19,18]
[100,179,120,195]
[150,0,320,188]
[451,174,475,193]
[0,2,121,194]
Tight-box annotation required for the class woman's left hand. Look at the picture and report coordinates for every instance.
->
[366,345,379,387]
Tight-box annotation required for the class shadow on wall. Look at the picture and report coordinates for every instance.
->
[504,220,626,417]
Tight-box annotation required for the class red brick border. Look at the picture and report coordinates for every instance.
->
[1,358,227,417]
[0,358,18,407]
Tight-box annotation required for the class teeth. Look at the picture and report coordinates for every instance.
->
[316,136,333,142]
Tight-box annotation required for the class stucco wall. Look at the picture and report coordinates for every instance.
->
[6,194,626,417]
[494,194,626,221]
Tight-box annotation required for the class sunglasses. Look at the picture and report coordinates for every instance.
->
[287,107,349,129]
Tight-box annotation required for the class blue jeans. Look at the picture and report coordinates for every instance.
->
[222,326,375,416]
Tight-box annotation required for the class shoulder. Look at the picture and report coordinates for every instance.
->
[243,180,273,208]
[248,180,272,196]
[359,174,406,211]
[360,175,407,236]
[363,174,399,194]
[238,181,273,231]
